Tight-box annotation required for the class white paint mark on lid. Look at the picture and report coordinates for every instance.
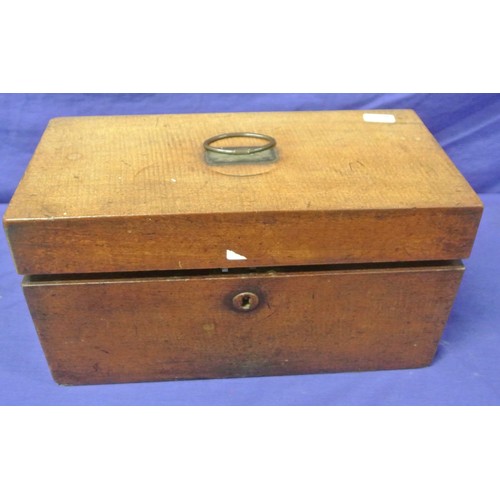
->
[226,249,247,261]
[170,178,177,183]
[363,113,396,124]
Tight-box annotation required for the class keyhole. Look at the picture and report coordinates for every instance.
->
[232,292,260,312]
[240,295,252,309]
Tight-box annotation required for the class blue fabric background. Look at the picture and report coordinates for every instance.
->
[1,93,499,405]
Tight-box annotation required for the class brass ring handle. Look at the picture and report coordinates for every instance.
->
[203,132,277,156]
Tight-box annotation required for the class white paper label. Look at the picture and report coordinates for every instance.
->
[363,113,396,124]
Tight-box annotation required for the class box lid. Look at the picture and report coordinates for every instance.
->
[4,109,483,275]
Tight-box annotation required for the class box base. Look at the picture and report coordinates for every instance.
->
[23,262,464,386]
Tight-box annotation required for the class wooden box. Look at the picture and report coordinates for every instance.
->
[3,110,483,385]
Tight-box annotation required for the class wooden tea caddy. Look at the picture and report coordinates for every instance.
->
[3,110,483,385]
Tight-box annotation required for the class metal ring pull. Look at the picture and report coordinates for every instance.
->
[203,132,277,156]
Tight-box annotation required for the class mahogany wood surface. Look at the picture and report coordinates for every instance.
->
[23,262,464,385]
[4,110,482,275]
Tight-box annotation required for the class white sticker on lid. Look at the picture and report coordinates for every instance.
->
[226,249,247,261]
[363,113,396,124]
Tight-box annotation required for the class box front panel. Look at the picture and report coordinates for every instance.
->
[23,264,464,385]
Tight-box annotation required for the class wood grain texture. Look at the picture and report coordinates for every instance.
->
[4,110,482,275]
[23,262,464,385]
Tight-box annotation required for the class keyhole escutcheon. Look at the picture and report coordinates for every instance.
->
[232,292,260,312]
